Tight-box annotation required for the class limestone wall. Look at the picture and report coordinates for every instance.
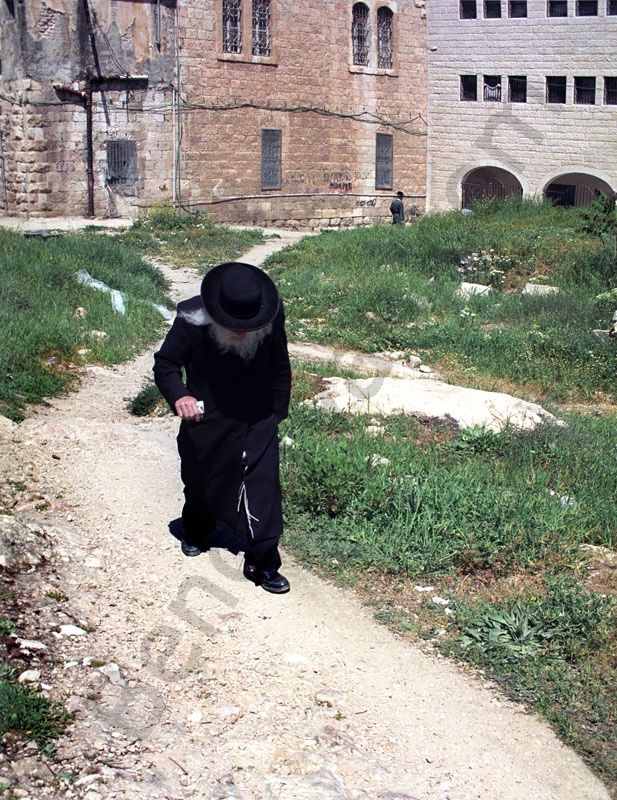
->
[426,2,617,210]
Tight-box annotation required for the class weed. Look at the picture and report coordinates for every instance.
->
[0,665,71,746]
[128,379,166,417]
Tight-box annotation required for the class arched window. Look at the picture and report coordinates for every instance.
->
[222,0,242,53]
[377,7,393,69]
[352,3,370,66]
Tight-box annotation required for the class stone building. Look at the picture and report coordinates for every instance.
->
[0,0,428,227]
[426,0,617,210]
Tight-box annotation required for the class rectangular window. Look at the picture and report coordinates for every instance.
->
[461,74,478,101]
[460,0,478,17]
[609,0,617,13]
[484,75,502,101]
[575,76,596,104]
[375,133,393,191]
[605,77,617,104]
[508,75,527,102]
[546,76,567,103]
[261,129,281,190]
[509,0,527,15]
[576,0,598,12]
[547,0,568,14]
[484,0,502,16]
[106,140,138,190]
[252,0,271,57]
[222,0,243,54]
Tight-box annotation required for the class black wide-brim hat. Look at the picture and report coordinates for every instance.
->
[201,262,280,332]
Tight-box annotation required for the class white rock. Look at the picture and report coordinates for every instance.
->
[98,663,125,685]
[60,624,88,637]
[17,669,41,683]
[16,638,48,651]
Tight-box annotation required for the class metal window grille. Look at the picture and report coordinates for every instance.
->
[106,140,138,188]
[352,3,370,66]
[375,133,393,190]
[484,0,502,17]
[460,74,478,101]
[509,0,527,15]
[576,0,598,12]
[605,77,617,104]
[261,129,281,190]
[460,0,477,17]
[223,0,242,54]
[377,7,393,70]
[484,75,501,101]
[252,0,271,56]
[574,76,596,104]
[547,0,568,14]
[609,0,617,13]
[546,76,566,103]
[508,75,527,102]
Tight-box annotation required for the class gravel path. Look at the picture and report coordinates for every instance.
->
[0,230,611,799]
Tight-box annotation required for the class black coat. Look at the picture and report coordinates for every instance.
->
[153,297,291,565]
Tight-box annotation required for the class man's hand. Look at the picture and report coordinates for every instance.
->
[175,395,202,421]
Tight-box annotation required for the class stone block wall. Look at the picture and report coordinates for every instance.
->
[427,1,617,210]
[176,0,428,227]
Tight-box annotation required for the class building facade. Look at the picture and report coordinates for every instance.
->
[426,0,617,211]
[0,0,428,227]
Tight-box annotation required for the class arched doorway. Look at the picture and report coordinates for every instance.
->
[544,173,614,208]
[461,167,523,209]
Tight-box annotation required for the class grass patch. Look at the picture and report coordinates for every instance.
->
[118,205,264,271]
[0,663,71,747]
[267,198,617,405]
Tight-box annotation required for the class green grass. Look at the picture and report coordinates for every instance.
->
[118,205,265,271]
[267,198,617,403]
[0,663,71,747]
[0,213,265,421]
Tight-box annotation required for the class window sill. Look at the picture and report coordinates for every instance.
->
[349,65,398,77]
[217,52,278,66]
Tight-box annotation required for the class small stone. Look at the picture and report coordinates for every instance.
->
[315,690,345,707]
[16,638,48,652]
[17,669,41,683]
[60,624,87,637]
[98,663,125,685]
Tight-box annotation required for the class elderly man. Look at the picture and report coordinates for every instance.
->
[153,262,292,594]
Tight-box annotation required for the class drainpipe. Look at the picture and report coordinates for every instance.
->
[85,78,94,217]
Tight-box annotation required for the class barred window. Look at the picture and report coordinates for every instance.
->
[546,76,567,103]
[484,75,501,101]
[223,0,242,54]
[106,140,138,189]
[460,0,477,17]
[605,77,617,104]
[261,129,281,190]
[509,0,527,15]
[252,0,271,57]
[576,0,597,12]
[547,0,568,13]
[609,0,617,13]
[574,76,596,104]
[509,75,527,102]
[352,3,370,66]
[375,133,393,190]
[377,7,393,70]
[461,74,478,101]
[484,0,502,17]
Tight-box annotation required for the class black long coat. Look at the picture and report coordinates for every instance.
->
[153,296,291,568]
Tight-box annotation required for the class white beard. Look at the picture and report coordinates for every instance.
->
[179,305,271,361]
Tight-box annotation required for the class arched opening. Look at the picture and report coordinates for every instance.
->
[544,173,614,208]
[461,167,523,208]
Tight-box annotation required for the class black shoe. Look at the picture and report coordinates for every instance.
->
[181,540,202,557]
[243,563,290,594]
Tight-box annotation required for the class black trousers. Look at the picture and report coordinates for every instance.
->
[178,413,283,571]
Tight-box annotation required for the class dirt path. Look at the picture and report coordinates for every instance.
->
[1,232,612,800]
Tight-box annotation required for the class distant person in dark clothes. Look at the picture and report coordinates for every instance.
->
[153,262,292,594]
[390,191,405,225]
